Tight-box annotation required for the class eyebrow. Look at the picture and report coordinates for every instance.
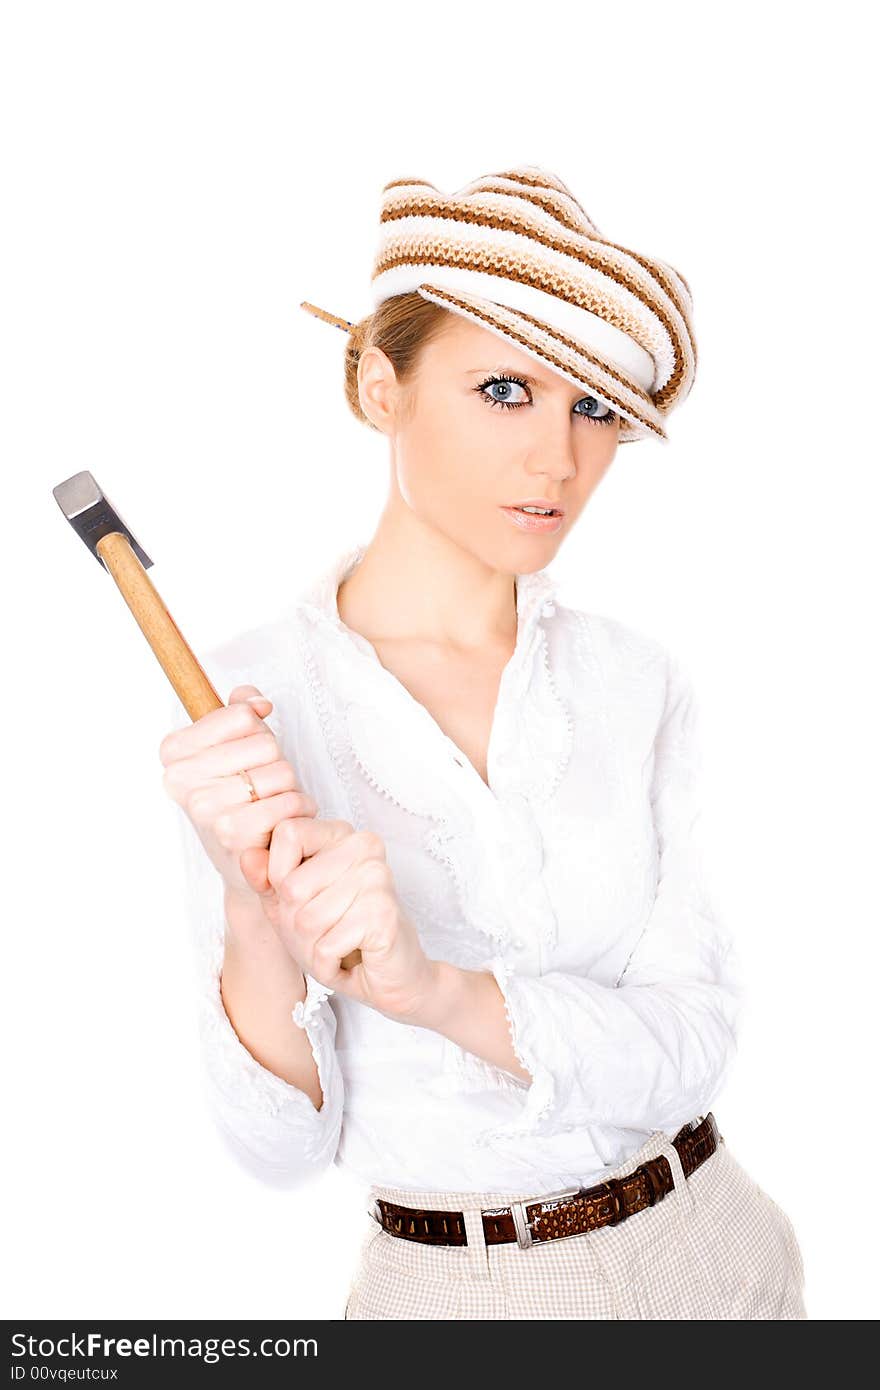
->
[464,366,544,385]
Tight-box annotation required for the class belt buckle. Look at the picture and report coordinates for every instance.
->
[509,1185,583,1249]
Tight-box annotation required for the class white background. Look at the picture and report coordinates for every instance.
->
[3,0,877,1323]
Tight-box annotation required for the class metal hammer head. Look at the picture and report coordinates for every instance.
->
[53,470,152,570]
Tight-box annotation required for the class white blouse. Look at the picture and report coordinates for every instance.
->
[168,542,744,1194]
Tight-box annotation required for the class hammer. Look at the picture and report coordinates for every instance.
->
[53,469,362,970]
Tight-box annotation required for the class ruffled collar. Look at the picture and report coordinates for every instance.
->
[289,538,571,816]
[287,541,572,956]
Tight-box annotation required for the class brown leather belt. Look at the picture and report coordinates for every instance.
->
[370,1113,722,1250]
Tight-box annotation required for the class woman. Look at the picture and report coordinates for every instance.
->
[160,165,807,1319]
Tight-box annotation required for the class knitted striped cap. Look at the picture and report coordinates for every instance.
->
[303,165,697,444]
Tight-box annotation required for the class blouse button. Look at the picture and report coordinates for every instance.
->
[513,937,526,951]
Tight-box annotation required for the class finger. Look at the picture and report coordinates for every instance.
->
[228,684,273,715]
[239,809,335,907]
[243,810,322,900]
[265,818,358,894]
[210,758,300,811]
[176,759,311,825]
[207,789,319,850]
[239,843,301,905]
[283,859,366,958]
[267,815,311,887]
[163,726,287,803]
[159,690,273,767]
[239,844,273,897]
[305,871,375,981]
[285,860,393,982]
[274,828,386,906]
[309,906,371,983]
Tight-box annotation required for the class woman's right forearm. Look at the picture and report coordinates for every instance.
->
[219,886,324,1110]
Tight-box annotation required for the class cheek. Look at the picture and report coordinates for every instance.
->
[578,428,618,481]
[397,398,491,512]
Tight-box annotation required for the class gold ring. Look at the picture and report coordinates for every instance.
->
[239,769,259,802]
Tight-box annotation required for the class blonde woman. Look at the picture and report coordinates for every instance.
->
[160,166,807,1319]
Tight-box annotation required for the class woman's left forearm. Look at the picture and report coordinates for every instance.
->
[404,959,532,1084]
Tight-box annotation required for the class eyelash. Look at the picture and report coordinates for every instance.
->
[474,372,618,425]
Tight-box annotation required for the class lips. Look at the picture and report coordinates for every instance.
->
[507,500,564,516]
[499,505,565,534]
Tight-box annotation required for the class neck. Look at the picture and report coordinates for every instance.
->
[336,500,518,652]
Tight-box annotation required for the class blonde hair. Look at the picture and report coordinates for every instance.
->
[344,292,454,429]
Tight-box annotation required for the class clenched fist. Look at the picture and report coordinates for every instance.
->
[240,817,440,1024]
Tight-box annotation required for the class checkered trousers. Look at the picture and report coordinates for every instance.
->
[343,1127,806,1320]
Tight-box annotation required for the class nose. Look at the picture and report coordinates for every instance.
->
[525,411,579,482]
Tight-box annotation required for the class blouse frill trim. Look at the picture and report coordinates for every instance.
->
[293,972,336,1028]
[200,966,342,1161]
[288,542,575,956]
[470,953,557,1145]
[293,541,560,655]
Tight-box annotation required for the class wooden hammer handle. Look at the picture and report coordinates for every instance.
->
[96,531,362,970]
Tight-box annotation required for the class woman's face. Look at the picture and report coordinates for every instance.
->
[360,313,621,575]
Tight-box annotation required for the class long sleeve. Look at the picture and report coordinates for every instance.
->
[472,650,745,1145]
[164,674,344,1189]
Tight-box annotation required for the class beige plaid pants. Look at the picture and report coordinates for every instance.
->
[344,1127,807,1319]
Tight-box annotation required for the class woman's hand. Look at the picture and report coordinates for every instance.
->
[159,685,319,900]
[240,816,440,1023]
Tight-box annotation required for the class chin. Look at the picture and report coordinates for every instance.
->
[504,536,565,571]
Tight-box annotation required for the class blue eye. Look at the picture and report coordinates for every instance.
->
[574,395,615,421]
[475,373,617,425]
[480,375,530,408]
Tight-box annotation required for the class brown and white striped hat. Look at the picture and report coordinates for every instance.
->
[302,165,697,445]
